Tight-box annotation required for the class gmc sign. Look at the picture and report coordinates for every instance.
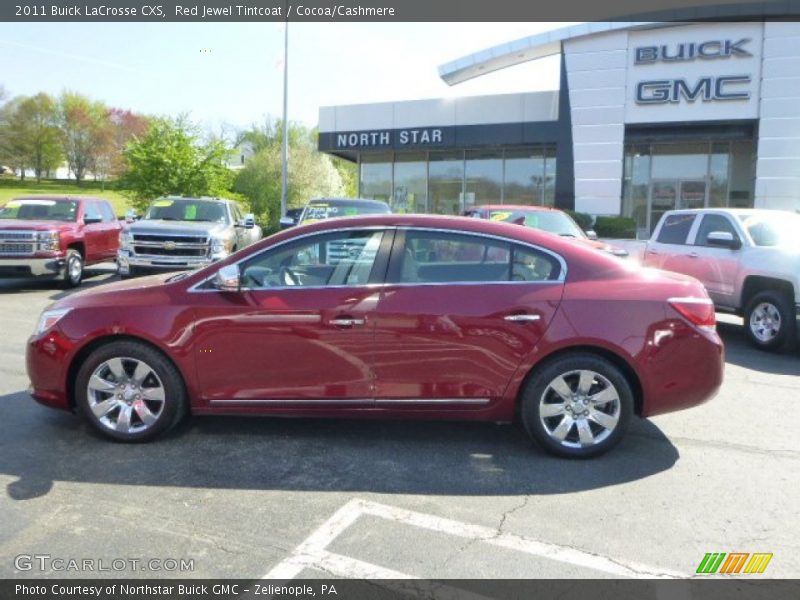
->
[636,76,751,104]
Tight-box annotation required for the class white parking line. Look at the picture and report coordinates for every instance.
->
[263,498,684,580]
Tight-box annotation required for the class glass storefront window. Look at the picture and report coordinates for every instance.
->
[503,148,547,205]
[729,140,755,208]
[360,154,392,203]
[393,153,427,214]
[429,151,464,215]
[543,149,557,207]
[465,150,502,208]
[622,139,755,237]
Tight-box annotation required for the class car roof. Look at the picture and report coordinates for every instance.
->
[471,204,561,213]
[11,195,103,202]
[157,196,230,203]
[307,197,389,207]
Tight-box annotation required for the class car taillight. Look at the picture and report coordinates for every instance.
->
[668,297,716,331]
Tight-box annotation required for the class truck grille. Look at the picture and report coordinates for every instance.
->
[0,231,37,256]
[131,233,209,258]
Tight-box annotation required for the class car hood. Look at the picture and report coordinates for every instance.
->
[0,219,75,231]
[126,220,229,237]
[54,272,181,310]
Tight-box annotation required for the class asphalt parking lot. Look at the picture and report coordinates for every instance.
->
[0,268,798,579]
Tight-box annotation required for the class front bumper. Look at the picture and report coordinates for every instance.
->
[117,250,224,274]
[0,256,64,278]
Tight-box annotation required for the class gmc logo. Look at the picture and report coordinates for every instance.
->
[635,76,751,104]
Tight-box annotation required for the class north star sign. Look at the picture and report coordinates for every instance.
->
[634,38,753,105]
[336,128,444,148]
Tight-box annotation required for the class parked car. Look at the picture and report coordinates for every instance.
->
[282,197,391,228]
[28,215,723,457]
[0,196,121,287]
[643,208,800,352]
[464,205,629,258]
[118,196,261,277]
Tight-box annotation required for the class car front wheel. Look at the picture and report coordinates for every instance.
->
[75,341,187,442]
[520,353,633,458]
[744,290,796,352]
[62,249,83,288]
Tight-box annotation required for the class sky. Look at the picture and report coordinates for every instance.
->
[0,22,574,133]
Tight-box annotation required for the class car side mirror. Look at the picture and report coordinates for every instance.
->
[237,215,255,229]
[213,264,241,292]
[707,231,741,250]
[83,216,103,225]
[279,217,295,229]
[586,229,599,240]
[124,209,138,223]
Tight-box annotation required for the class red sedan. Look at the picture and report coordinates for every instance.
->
[27,215,723,458]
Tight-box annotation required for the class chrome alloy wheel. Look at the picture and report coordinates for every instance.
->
[749,302,782,343]
[86,357,166,434]
[539,369,621,449]
[68,256,82,281]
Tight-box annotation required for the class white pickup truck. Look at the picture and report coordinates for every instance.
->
[644,208,800,352]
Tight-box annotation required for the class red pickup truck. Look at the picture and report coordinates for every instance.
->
[0,196,121,287]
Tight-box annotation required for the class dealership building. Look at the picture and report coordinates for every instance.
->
[318,21,800,238]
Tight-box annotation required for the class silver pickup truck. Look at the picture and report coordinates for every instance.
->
[118,196,262,277]
[644,208,800,352]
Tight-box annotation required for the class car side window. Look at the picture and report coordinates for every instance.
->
[97,202,116,223]
[83,201,103,222]
[694,214,739,246]
[512,245,561,282]
[231,204,242,222]
[656,214,696,245]
[240,230,384,289]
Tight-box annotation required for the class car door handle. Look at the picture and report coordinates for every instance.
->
[504,314,541,322]
[329,318,366,327]
[688,252,699,258]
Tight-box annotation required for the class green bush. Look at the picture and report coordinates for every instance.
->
[565,210,594,232]
[594,216,637,239]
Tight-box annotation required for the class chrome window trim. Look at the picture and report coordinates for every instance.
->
[209,397,490,406]
[188,224,567,293]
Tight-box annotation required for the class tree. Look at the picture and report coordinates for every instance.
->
[233,120,344,228]
[58,92,109,184]
[0,96,30,179]
[16,93,62,181]
[122,116,234,213]
[92,108,149,186]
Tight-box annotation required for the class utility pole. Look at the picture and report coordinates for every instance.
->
[280,21,289,218]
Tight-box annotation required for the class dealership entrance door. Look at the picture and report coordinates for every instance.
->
[649,179,708,232]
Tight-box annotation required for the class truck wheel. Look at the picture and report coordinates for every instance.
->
[62,249,83,288]
[745,290,796,352]
[520,353,633,459]
[75,340,187,442]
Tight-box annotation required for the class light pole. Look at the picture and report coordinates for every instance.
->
[280,21,289,219]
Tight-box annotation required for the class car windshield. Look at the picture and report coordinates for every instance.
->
[144,199,229,223]
[738,212,800,247]
[300,200,390,224]
[487,209,586,238]
[0,199,79,222]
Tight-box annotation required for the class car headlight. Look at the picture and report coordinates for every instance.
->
[119,230,133,250]
[34,308,72,335]
[36,231,60,252]
[210,237,233,255]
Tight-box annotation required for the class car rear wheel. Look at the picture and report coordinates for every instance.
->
[75,341,187,442]
[520,353,633,458]
[744,290,796,352]
[62,249,83,288]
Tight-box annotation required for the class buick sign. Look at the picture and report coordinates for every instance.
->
[635,38,752,64]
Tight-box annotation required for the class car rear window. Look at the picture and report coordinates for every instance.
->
[656,214,696,245]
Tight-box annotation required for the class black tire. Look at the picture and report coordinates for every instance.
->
[520,353,634,459]
[120,266,145,280]
[75,340,188,442]
[744,290,796,353]
[62,249,83,288]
